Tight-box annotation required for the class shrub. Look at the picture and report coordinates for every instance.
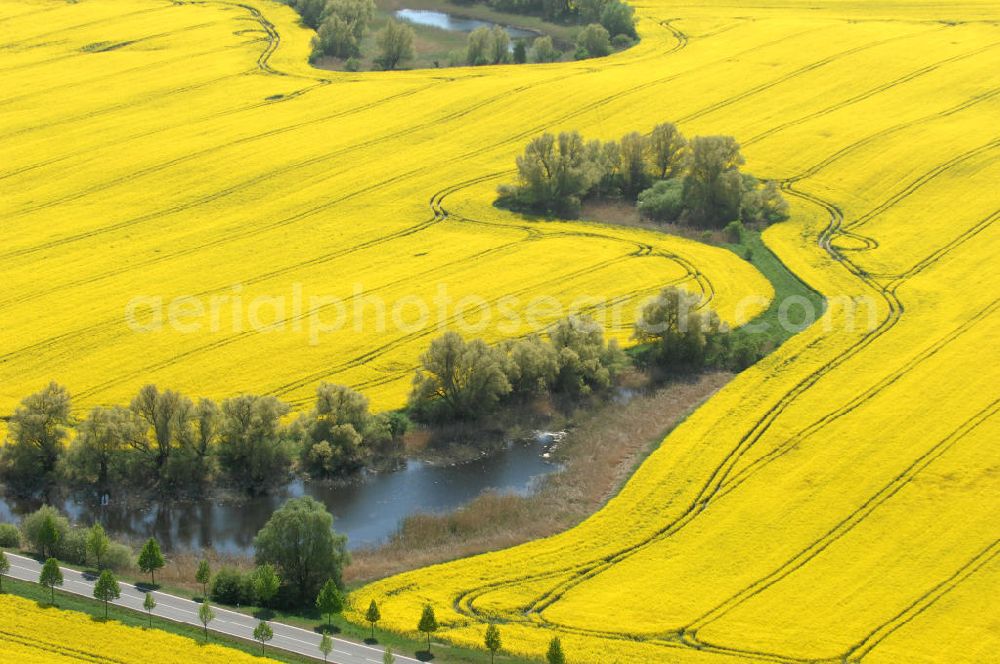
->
[309,0,375,60]
[21,505,69,558]
[503,335,559,395]
[254,497,349,606]
[376,19,415,70]
[530,35,560,63]
[682,135,745,228]
[600,0,636,39]
[211,567,253,605]
[513,39,527,63]
[344,57,361,72]
[0,523,20,548]
[311,16,359,60]
[550,315,627,396]
[727,337,764,371]
[741,177,789,224]
[638,179,684,221]
[466,26,494,65]
[104,542,133,571]
[496,131,594,217]
[611,34,633,49]
[724,219,745,243]
[217,394,293,493]
[634,286,729,370]
[576,24,612,59]
[409,332,511,421]
[59,527,89,566]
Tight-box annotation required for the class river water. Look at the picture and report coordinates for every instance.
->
[0,437,560,554]
[395,8,539,40]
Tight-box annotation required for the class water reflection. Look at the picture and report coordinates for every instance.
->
[395,8,538,40]
[0,439,558,554]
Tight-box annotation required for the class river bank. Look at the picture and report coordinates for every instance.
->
[346,371,730,583]
[312,0,585,71]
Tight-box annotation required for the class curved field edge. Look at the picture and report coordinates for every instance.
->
[349,2,1000,663]
[0,0,770,428]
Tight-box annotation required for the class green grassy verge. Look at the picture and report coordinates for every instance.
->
[0,551,531,663]
[724,229,825,350]
[0,576,305,662]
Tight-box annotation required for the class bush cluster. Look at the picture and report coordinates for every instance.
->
[633,287,763,371]
[408,315,627,422]
[471,0,636,38]
[497,123,789,227]
[211,567,255,605]
[16,506,131,570]
[284,0,375,60]
[0,382,407,499]
[0,522,21,547]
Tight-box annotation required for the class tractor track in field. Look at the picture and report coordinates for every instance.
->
[446,77,1000,655]
[1,74,562,225]
[0,6,709,404]
[742,38,1000,147]
[0,4,64,28]
[683,397,1000,635]
[68,172,684,402]
[0,80,435,184]
[0,8,687,184]
[5,4,996,660]
[0,5,169,49]
[312,266,689,406]
[0,20,247,108]
[0,15,690,230]
[782,85,1000,186]
[474,132,978,618]
[842,537,1000,662]
[712,207,1000,497]
[0,2,337,141]
[450,178,992,662]
[846,137,1000,230]
[674,25,944,125]
[0,16,227,76]
[0,11,965,406]
[0,19,850,340]
[1,16,817,248]
[0,17,826,341]
[0,0,338,148]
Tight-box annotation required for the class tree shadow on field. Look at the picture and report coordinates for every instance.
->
[416,651,435,662]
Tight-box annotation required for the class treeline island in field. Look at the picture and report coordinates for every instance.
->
[0,0,998,662]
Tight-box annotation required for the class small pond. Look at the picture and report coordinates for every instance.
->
[395,8,539,40]
[0,437,560,554]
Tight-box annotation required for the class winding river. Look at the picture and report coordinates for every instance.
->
[0,437,560,553]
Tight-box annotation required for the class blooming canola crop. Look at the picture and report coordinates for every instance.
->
[0,0,769,419]
[1,0,998,662]
[0,594,275,663]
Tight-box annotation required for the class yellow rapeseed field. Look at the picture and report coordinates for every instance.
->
[344,2,999,663]
[0,0,769,422]
[0,594,275,663]
[2,0,998,662]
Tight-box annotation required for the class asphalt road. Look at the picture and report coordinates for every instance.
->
[4,552,421,664]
